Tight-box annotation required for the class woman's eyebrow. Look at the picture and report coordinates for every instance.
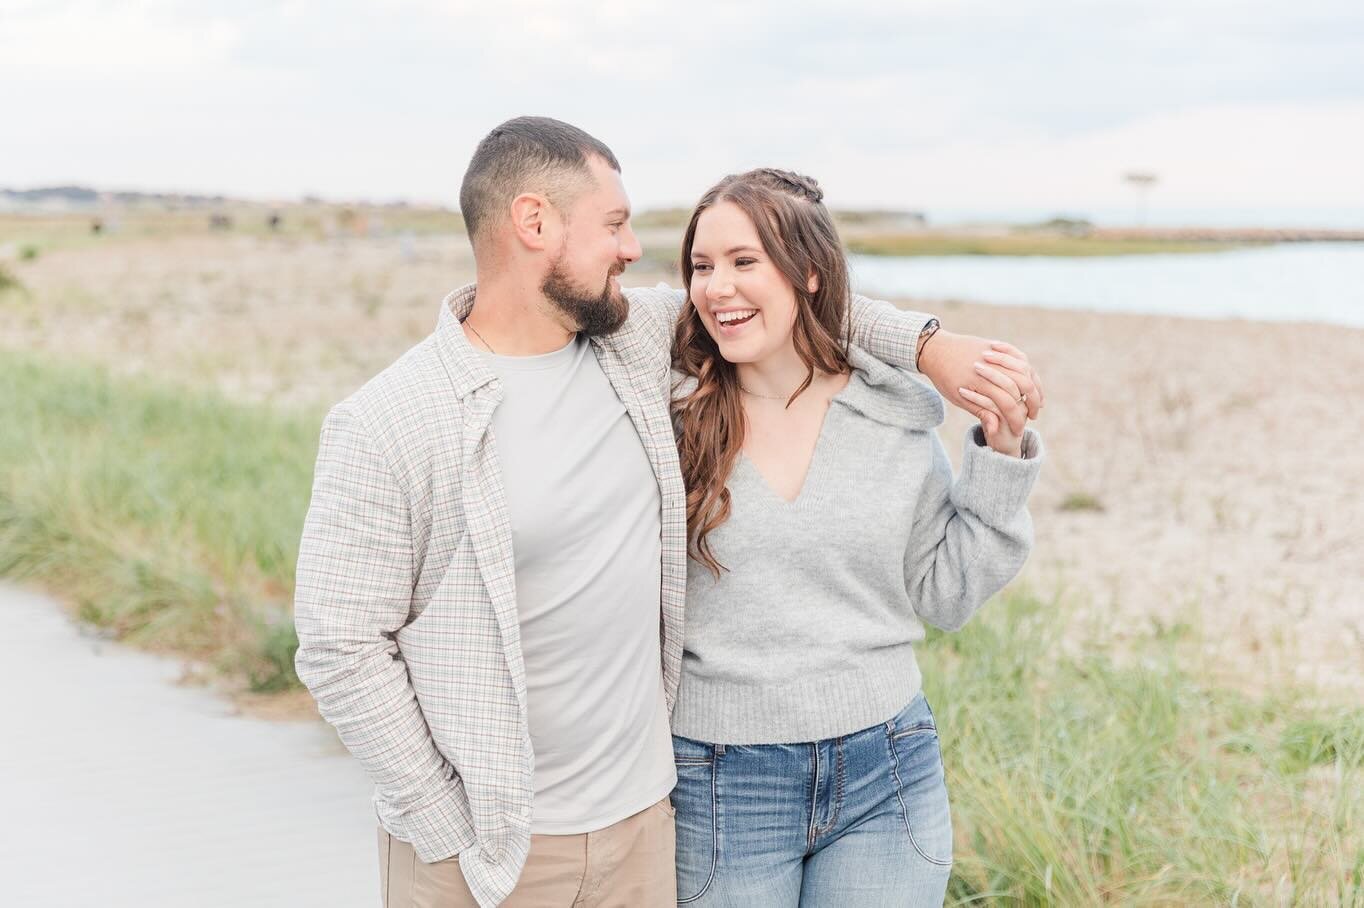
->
[725,245,761,256]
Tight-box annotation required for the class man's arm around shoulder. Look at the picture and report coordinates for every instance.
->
[850,294,1047,430]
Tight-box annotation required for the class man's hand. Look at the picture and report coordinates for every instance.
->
[918,332,1045,434]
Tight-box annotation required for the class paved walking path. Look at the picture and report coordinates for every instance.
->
[0,584,378,907]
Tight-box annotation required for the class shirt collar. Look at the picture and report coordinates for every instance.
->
[434,283,500,400]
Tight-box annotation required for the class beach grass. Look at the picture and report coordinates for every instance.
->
[1,354,1359,902]
[0,207,465,256]
[0,264,23,294]
[0,352,318,691]
[921,592,1363,905]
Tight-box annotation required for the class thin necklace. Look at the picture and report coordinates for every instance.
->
[740,385,795,401]
[465,319,495,354]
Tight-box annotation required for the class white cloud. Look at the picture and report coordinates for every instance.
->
[1,0,1360,218]
[0,0,241,70]
[805,102,1363,213]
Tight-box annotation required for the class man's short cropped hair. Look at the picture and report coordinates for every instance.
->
[459,116,621,245]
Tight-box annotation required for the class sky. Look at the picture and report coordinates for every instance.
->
[3,0,1363,225]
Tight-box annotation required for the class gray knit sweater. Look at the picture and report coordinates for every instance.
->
[671,346,1043,745]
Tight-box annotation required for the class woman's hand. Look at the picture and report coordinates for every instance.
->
[958,360,1027,457]
[919,334,1044,434]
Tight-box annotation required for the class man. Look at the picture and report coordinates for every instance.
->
[294,116,1044,908]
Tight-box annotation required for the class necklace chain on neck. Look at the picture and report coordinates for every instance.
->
[740,385,795,401]
[465,319,495,355]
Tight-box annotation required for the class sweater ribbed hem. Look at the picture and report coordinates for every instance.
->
[670,648,923,745]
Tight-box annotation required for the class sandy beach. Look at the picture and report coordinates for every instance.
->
[3,233,1361,699]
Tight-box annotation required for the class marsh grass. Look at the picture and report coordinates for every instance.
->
[1,356,1359,902]
[0,264,23,294]
[1058,491,1105,513]
[922,593,1363,905]
[0,207,464,254]
[0,352,318,691]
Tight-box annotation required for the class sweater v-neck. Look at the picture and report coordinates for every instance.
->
[738,382,850,506]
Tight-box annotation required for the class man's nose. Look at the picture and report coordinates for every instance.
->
[619,225,642,264]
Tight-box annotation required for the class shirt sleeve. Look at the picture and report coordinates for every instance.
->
[848,294,935,374]
[293,403,467,848]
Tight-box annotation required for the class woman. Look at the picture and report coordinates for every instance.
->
[669,169,1043,907]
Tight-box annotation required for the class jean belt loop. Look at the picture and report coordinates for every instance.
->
[714,743,726,757]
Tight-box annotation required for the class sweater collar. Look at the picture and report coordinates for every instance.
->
[834,344,945,431]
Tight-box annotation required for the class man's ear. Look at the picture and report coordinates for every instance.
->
[510,193,552,251]
[806,270,820,294]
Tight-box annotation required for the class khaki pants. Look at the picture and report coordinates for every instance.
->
[379,797,676,907]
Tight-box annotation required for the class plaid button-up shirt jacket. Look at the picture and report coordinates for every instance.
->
[293,282,930,907]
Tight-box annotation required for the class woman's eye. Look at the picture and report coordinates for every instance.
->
[736,258,756,267]
[692,263,711,272]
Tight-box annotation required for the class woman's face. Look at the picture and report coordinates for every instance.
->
[688,201,811,365]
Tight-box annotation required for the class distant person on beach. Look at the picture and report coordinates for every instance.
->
[292,116,1044,908]
[667,169,1041,907]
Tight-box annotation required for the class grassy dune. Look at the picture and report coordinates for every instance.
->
[0,352,317,691]
[0,206,465,257]
[923,593,1363,905]
[1,353,1359,902]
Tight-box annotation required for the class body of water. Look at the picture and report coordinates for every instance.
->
[849,242,1364,328]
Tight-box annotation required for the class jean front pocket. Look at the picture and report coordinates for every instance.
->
[886,701,953,867]
[671,735,719,903]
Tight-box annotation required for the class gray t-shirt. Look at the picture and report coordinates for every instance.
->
[480,335,675,834]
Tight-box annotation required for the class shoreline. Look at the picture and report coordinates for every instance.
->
[2,235,1360,698]
[902,295,1364,699]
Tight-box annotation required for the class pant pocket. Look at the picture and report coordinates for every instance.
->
[378,827,420,907]
[887,727,954,867]
[672,737,719,903]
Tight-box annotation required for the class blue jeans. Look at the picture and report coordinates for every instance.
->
[670,693,952,907]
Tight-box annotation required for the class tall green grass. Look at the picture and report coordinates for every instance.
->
[0,352,318,690]
[921,593,1363,905]
[1,354,1359,901]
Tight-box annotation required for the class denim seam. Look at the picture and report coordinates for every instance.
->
[677,753,719,904]
[813,739,846,839]
[890,723,937,741]
[886,731,953,867]
[804,744,820,855]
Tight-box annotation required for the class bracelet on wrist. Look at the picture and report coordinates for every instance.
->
[916,318,941,359]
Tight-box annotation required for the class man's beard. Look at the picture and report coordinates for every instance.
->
[540,253,629,336]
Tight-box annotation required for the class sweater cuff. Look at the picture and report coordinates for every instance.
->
[953,425,1043,524]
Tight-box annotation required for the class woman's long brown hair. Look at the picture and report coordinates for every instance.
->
[672,168,853,576]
